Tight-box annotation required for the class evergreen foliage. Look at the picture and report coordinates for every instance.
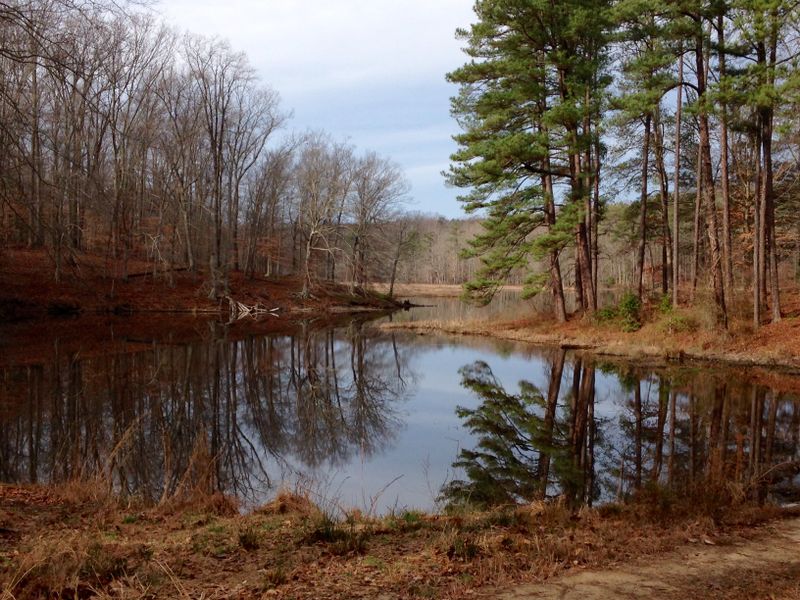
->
[447,0,613,315]
[449,0,800,328]
[439,361,574,508]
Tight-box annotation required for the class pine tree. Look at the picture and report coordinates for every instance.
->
[439,360,572,507]
[447,0,612,320]
[612,0,677,300]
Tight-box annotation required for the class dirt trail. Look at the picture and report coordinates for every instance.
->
[496,518,800,600]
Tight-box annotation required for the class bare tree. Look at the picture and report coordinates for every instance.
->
[293,133,354,297]
[347,152,409,291]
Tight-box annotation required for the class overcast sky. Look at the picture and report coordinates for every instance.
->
[157,0,476,218]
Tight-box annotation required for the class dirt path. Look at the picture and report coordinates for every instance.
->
[494,519,800,599]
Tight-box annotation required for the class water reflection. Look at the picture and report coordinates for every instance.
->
[392,289,623,323]
[0,320,411,504]
[2,318,799,512]
[441,353,800,509]
[392,290,534,323]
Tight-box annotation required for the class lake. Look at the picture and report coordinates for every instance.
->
[1,302,799,514]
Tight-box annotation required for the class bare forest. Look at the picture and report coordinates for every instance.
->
[0,0,421,306]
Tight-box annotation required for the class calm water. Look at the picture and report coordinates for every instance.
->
[391,290,534,323]
[1,304,799,514]
[391,289,623,323]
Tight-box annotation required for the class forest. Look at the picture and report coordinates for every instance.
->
[4,2,800,599]
[0,0,421,303]
[0,0,799,327]
[448,0,800,330]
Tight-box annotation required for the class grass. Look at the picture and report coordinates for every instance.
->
[378,286,800,373]
[238,525,260,551]
[1,480,798,600]
[301,511,371,556]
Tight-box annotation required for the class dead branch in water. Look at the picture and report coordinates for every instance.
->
[225,296,280,322]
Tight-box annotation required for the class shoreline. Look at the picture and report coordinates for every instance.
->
[369,282,524,298]
[0,251,404,323]
[377,316,800,372]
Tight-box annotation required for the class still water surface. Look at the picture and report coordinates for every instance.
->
[1,301,799,513]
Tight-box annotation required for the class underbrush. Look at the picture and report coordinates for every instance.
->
[594,291,643,332]
[595,291,723,336]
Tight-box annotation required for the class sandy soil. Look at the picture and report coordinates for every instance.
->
[495,518,800,599]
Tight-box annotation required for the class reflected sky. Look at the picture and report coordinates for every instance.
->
[1,313,799,514]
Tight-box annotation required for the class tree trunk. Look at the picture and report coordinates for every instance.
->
[760,22,781,324]
[718,15,734,302]
[696,31,728,327]
[691,140,703,301]
[544,172,567,322]
[577,222,595,312]
[575,252,584,312]
[762,107,781,322]
[636,114,651,300]
[753,124,762,329]
[672,49,683,307]
[757,110,768,313]
[653,109,672,296]
[388,245,401,299]
[302,233,314,297]
[592,139,601,300]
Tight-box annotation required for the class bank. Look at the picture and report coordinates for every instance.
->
[378,305,800,373]
[0,248,401,322]
[1,483,797,599]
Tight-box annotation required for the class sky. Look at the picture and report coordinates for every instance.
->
[157,0,477,218]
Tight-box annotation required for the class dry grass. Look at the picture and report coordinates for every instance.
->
[378,289,800,372]
[2,481,797,600]
[257,489,320,517]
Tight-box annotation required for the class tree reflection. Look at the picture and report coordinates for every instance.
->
[443,355,800,510]
[0,321,412,504]
[440,350,598,508]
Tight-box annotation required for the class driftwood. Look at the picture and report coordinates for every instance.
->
[225,296,280,322]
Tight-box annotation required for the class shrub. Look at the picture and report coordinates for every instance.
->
[594,292,642,331]
[617,292,642,332]
[595,306,617,322]
[660,313,699,334]
[658,293,672,314]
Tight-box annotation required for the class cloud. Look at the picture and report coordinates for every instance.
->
[355,125,457,150]
[157,0,474,217]
[158,0,473,94]
[405,162,451,178]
